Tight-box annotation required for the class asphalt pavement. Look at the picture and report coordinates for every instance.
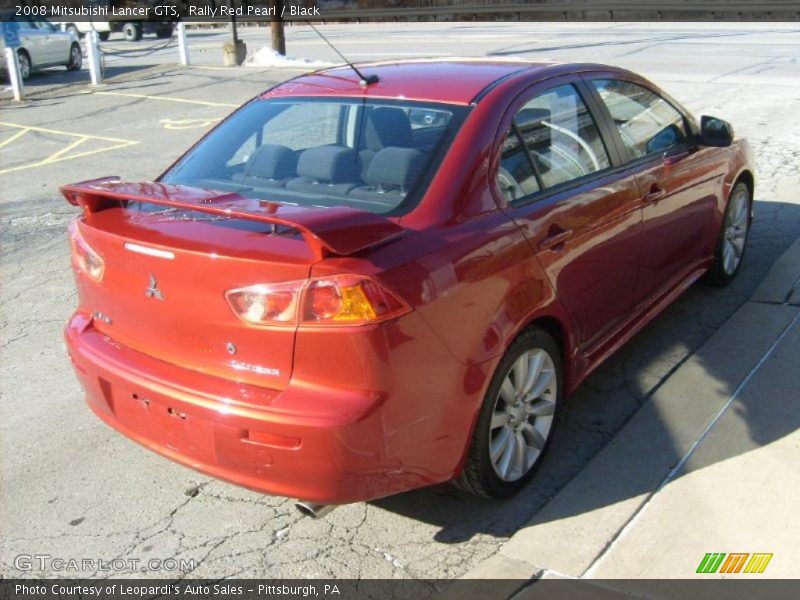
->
[1,22,800,581]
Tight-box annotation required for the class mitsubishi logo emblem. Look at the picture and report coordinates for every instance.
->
[145,274,164,300]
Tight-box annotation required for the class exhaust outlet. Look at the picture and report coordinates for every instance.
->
[294,501,337,519]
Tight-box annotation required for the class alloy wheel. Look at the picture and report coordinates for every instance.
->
[489,348,557,482]
[722,186,749,275]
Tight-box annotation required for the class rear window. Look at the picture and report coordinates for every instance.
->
[161,98,467,215]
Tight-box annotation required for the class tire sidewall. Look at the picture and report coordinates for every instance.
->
[469,328,563,498]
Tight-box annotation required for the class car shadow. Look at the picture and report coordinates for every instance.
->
[370,198,800,543]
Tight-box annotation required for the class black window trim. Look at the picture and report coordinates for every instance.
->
[504,79,622,209]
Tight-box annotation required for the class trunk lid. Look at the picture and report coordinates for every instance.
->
[64,180,403,390]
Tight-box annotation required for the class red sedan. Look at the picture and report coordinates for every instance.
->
[63,59,754,514]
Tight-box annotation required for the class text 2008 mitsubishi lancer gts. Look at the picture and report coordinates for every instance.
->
[63,59,754,514]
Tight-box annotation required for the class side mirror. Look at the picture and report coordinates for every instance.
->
[698,115,734,147]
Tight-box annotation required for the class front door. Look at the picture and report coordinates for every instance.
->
[588,78,725,306]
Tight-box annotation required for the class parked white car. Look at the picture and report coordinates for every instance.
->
[1,13,82,80]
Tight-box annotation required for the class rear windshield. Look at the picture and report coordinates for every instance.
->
[161,97,467,215]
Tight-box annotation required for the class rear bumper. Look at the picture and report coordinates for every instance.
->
[65,311,456,504]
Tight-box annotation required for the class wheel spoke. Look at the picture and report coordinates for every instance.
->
[499,376,516,405]
[733,197,748,227]
[490,426,512,463]
[512,355,528,394]
[723,242,734,272]
[520,351,544,395]
[497,430,516,477]
[527,369,554,401]
[521,422,547,450]
[513,432,526,476]
[490,411,508,430]
[526,398,555,417]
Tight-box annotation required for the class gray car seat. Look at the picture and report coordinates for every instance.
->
[232,144,298,188]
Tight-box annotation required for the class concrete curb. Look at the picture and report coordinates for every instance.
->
[461,235,800,581]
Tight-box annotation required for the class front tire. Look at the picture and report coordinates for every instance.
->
[122,23,143,42]
[456,328,562,498]
[706,181,751,286]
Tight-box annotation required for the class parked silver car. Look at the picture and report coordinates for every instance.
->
[1,13,82,80]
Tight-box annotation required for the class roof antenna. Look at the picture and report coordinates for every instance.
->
[305,21,379,87]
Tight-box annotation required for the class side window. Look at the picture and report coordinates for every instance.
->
[592,79,687,159]
[263,103,341,150]
[497,128,540,202]
[515,84,611,189]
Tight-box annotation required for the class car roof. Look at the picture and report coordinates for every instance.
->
[261,58,573,105]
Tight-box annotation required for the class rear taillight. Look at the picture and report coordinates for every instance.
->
[225,282,304,326]
[225,276,410,327]
[69,223,104,282]
[302,275,409,325]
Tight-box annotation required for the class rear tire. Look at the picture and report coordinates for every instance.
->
[67,43,82,71]
[705,181,752,286]
[99,32,110,42]
[16,50,31,81]
[156,24,174,39]
[456,327,562,498]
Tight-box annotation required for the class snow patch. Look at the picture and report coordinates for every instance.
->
[244,48,337,69]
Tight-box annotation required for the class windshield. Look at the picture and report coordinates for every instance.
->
[161,98,467,215]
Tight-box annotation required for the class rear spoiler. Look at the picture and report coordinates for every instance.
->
[60,178,404,260]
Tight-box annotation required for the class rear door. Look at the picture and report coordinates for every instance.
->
[586,77,726,305]
[15,15,47,65]
[497,78,643,352]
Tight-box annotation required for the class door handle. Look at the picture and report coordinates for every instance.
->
[537,228,573,252]
[643,185,666,205]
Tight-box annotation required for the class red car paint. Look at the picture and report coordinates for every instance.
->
[64,60,754,504]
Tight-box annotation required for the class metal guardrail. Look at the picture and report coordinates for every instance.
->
[314,1,800,20]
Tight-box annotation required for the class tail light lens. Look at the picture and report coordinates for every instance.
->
[303,275,409,325]
[226,276,410,327]
[225,282,304,325]
[69,223,104,282]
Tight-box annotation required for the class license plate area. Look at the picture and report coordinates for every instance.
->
[115,390,216,462]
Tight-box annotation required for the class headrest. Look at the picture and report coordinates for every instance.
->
[365,107,413,150]
[245,144,297,179]
[296,145,361,183]
[365,147,425,190]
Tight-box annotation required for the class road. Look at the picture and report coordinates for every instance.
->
[1,22,800,580]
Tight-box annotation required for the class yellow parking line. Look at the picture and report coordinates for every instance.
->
[41,137,88,164]
[0,128,29,149]
[0,122,134,144]
[90,91,238,108]
[0,122,139,176]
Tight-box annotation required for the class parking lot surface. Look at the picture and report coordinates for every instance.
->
[2,23,800,580]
